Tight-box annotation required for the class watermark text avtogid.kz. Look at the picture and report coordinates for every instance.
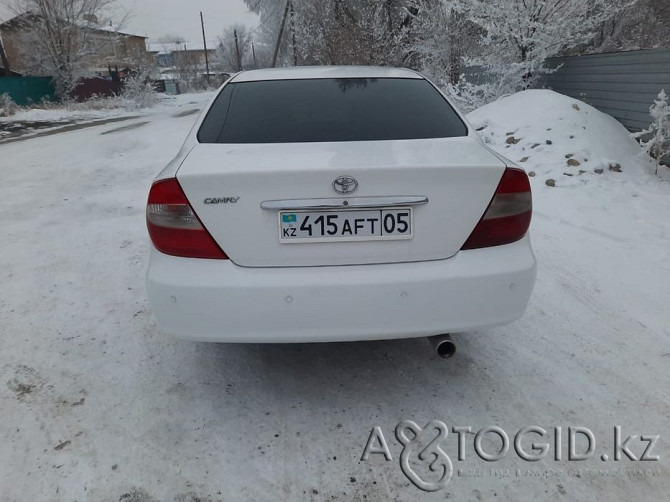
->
[360,422,661,492]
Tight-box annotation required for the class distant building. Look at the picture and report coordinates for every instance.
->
[147,42,216,75]
[147,41,223,89]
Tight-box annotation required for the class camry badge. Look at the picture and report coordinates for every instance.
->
[204,197,240,204]
[332,176,358,194]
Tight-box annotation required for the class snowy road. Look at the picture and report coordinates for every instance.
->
[1,92,669,501]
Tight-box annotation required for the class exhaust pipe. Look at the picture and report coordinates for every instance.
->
[428,334,456,359]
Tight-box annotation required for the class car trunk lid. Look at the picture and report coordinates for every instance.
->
[176,137,506,267]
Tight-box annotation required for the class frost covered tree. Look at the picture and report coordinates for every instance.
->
[10,0,121,99]
[242,0,637,112]
[636,90,670,175]
[446,0,621,100]
[403,2,461,84]
[217,24,253,72]
[242,0,411,67]
[172,48,204,91]
[590,0,670,53]
[401,1,485,109]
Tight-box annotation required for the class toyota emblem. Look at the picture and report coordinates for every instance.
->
[332,176,358,194]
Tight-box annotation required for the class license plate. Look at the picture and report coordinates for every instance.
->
[279,208,413,243]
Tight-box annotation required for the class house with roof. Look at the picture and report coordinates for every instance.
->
[0,12,149,78]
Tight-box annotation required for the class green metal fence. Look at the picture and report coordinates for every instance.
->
[0,77,55,105]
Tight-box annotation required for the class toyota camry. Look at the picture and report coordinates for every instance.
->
[145,66,536,351]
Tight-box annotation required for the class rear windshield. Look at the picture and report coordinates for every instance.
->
[197,77,468,143]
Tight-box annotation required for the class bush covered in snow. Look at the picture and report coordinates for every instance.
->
[635,90,670,175]
[121,73,158,110]
[0,93,19,117]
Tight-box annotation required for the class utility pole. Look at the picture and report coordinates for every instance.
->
[200,11,210,85]
[271,0,291,68]
[289,0,297,66]
[109,20,118,63]
[234,29,242,72]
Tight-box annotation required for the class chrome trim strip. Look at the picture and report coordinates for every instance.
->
[261,196,429,210]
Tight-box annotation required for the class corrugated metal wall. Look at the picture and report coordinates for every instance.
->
[540,48,670,132]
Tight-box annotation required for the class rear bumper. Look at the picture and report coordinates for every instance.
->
[146,236,537,343]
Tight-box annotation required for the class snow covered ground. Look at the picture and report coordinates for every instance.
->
[0,90,669,501]
[0,105,127,126]
[0,94,201,142]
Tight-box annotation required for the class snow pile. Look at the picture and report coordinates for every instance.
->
[467,89,651,187]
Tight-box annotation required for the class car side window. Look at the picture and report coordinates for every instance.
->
[197,83,234,143]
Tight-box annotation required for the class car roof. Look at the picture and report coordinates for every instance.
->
[230,66,423,82]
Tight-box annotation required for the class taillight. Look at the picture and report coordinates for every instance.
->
[461,167,532,250]
[146,178,228,259]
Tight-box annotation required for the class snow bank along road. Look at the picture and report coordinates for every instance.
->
[0,91,669,501]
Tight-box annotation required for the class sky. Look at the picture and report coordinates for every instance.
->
[0,0,260,46]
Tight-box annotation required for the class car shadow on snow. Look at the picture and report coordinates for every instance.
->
[181,335,488,407]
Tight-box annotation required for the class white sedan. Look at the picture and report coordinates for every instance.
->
[145,66,536,354]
